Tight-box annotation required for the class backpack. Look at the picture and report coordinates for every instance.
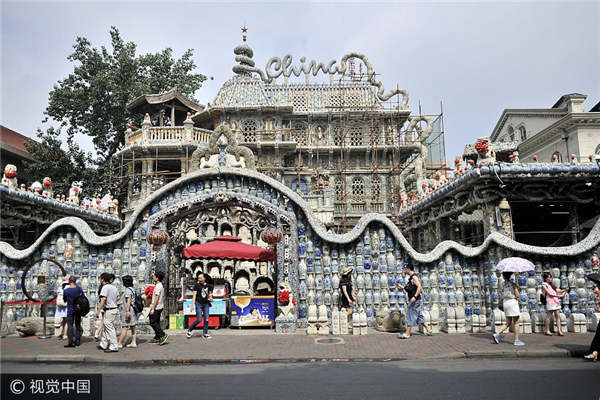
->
[74,289,90,316]
[130,287,144,315]
[404,274,418,298]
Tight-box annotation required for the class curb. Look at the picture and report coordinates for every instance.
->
[1,349,587,365]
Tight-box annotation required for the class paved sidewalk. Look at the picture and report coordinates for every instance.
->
[1,330,594,365]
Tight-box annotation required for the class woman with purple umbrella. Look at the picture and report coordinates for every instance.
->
[492,257,534,347]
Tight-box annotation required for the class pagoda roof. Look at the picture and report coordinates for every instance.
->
[126,88,204,115]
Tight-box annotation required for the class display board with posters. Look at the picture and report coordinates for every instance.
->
[230,295,275,327]
[183,300,227,316]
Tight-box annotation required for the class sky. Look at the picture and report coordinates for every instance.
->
[2,1,599,161]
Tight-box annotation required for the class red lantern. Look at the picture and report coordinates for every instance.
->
[261,226,283,245]
[147,228,170,251]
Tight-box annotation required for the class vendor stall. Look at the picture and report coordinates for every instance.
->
[182,236,277,329]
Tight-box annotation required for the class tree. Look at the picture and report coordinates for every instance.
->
[43,25,207,175]
[22,127,98,197]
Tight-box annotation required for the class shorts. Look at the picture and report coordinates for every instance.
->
[503,298,520,317]
[406,299,425,326]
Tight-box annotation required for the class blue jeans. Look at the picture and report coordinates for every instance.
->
[188,302,210,335]
[406,299,425,327]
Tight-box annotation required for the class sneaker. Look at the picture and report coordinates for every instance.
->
[397,333,409,339]
[492,333,500,344]
[203,334,212,339]
[159,334,169,345]
[186,331,193,339]
[149,338,159,344]
[514,340,525,346]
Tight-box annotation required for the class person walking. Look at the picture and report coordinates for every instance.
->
[339,267,356,325]
[54,275,69,340]
[149,271,168,345]
[93,284,104,341]
[97,273,120,352]
[584,281,600,361]
[118,275,138,348]
[62,275,83,347]
[493,272,525,346]
[186,272,213,339]
[398,264,433,339]
[542,272,567,336]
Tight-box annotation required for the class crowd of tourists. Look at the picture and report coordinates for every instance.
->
[54,264,599,361]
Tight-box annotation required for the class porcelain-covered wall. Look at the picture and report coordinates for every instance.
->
[1,167,599,333]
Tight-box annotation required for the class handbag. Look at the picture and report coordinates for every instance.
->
[56,291,67,307]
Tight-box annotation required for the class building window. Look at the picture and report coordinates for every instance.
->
[552,152,563,162]
[351,177,364,196]
[333,126,343,146]
[507,126,514,141]
[519,126,527,141]
[292,122,308,146]
[371,175,381,199]
[242,119,257,142]
[349,126,363,146]
[334,178,344,201]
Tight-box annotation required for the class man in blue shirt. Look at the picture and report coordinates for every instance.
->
[62,275,83,347]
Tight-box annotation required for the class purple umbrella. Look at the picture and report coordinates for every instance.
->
[496,257,535,273]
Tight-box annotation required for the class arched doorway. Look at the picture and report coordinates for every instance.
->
[146,188,297,332]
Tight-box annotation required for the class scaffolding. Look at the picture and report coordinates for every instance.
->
[110,59,446,224]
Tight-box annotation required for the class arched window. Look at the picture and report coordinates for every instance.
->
[291,178,308,195]
[351,177,364,197]
[552,151,563,163]
[371,175,381,199]
[334,178,344,201]
[242,119,257,142]
[519,126,527,141]
[507,126,515,141]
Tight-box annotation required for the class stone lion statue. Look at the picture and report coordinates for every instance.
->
[375,309,405,332]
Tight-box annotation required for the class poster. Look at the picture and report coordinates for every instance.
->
[230,296,274,327]
[183,300,227,316]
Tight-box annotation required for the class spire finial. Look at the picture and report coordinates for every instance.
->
[241,26,248,42]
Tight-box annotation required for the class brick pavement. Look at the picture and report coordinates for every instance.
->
[1,330,594,364]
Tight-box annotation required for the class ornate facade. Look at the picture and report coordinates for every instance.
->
[1,35,599,336]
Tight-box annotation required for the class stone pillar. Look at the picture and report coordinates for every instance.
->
[497,198,514,239]
[183,112,194,143]
[145,159,154,196]
[569,204,579,244]
[141,113,151,143]
[481,203,495,239]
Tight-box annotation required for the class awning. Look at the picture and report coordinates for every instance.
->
[182,236,276,261]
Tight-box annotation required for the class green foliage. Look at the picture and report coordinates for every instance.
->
[33,26,206,198]
[22,127,98,196]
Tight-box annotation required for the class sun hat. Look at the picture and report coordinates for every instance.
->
[341,267,353,276]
